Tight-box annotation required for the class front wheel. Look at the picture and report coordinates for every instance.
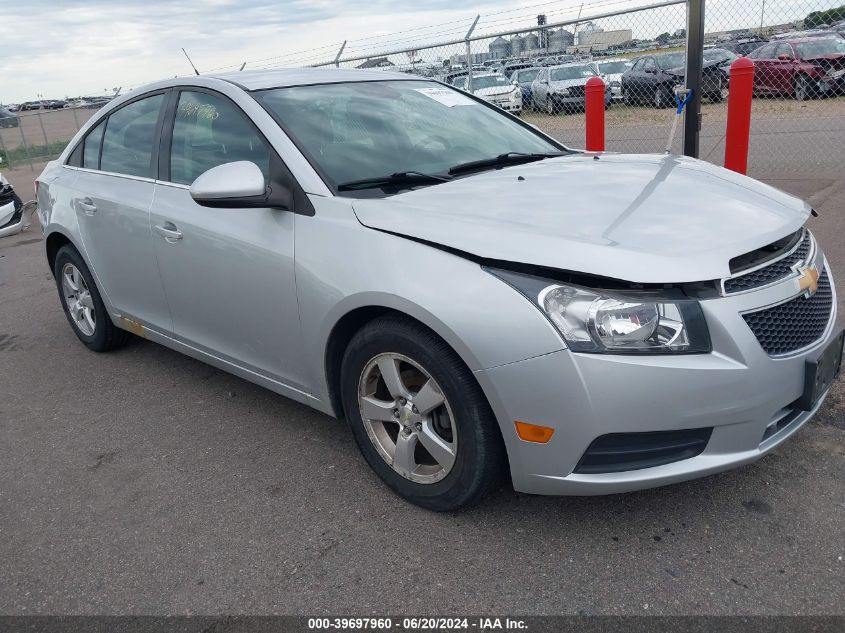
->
[340,316,505,511]
[795,74,814,101]
[653,85,671,108]
[546,95,556,115]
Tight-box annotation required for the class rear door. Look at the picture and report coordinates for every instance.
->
[149,88,306,389]
[70,92,172,330]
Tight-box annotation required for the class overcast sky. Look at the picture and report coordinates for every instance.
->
[2,0,838,103]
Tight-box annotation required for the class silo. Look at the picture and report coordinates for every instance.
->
[489,36,510,59]
[510,35,525,56]
[523,33,540,52]
[549,29,573,52]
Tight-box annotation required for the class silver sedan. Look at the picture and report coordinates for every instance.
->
[36,69,842,510]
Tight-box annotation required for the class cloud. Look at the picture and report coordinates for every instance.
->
[2,0,841,102]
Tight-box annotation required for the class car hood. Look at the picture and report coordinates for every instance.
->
[549,77,591,89]
[473,85,516,97]
[666,59,721,77]
[352,153,811,284]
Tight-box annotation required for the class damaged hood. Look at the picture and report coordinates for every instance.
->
[352,153,811,284]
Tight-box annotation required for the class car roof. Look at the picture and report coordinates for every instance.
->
[548,62,592,69]
[471,73,507,78]
[782,35,842,43]
[211,67,426,91]
[592,57,631,63]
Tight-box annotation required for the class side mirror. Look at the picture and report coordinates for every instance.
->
[777,53,791,61]
[190,161,291,210]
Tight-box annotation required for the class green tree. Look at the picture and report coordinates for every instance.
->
[655,32,671,44]
[804,6,845,28]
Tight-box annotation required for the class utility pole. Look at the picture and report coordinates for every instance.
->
[683,0,705,158]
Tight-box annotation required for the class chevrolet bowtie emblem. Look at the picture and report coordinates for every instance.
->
[798,265,820,297]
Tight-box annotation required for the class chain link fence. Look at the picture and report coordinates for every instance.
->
[2,1,844,188]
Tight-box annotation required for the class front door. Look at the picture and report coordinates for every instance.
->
[149,89,306,390]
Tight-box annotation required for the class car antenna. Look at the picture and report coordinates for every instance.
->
[239,62,247,71]
[182,48,201,75]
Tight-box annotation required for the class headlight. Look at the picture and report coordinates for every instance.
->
[560,87,571,96]
[489,269,711,354]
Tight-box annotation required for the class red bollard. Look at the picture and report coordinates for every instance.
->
[585,76,605,152]
[724,57,755,175]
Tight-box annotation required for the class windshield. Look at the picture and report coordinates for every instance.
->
[795,38,845,58]
[704,49,737,62]
[550,65,596,81]
[655,53,686,69]
[597,61,631,74]
[470,75,511,89]
[515,69,541,83]
[257,80,561,193]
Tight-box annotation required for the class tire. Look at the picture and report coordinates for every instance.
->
[546,95,556,115]
[653,85,671,108]
[708,90,723,103]
[622,88,634,106]
[794,74,814,101]
[53,245,130,352]
[340,315,505,511]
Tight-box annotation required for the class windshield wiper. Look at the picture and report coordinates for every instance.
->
[448,151,568,176]
[337,171,451,191]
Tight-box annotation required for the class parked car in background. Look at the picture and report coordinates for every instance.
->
[722,36,768,57]
[5,103,20,112]
[36,69,842,511]
[65,99,93,109]
[509,67,542,108]
[588,58,633,100]
[500,62,534,78]
[19,101,45,111]
[455,73,522,114]
[0,106,19,128]
[621,52,724,107]
[0,172,26,238]
[747,36,845,100]
[531,63,610,114]
[45,100,67,109]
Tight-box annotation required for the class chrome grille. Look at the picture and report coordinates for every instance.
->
[724,230,812,294]
[742,269,833,356]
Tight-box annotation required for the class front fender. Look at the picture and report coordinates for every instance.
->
[295,197,565,408]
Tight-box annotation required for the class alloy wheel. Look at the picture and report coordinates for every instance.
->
[61,263,96,336]
[357,352,457,484]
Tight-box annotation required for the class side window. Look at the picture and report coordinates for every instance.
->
[169,91,270,186]
[83,121,106,170]
[755,44,776,59]
[775,43,793,58]
[643,58,656,72]
[100,94,164,178]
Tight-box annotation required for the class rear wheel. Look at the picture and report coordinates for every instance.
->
[53,245,129,352]
[340,316,505,511]
[546,95,556,115]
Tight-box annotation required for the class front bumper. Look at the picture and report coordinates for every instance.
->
[488,97,522,113]
[0,194,24,238]
[476,258,840,496]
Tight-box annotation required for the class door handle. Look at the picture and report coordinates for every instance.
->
[78,197,97,215]
[154,221,183,243]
